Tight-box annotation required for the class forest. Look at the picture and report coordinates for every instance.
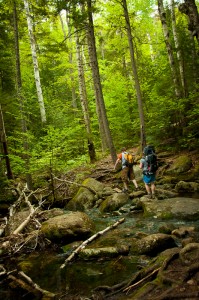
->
[1,1,199,299]
[0,0,199,187]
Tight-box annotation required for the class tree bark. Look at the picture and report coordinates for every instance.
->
[158,0,181,98]
[122,0,146,151]
[179,0,199,45]
[13,1,33,189]
[75,30,96,163]
[23,0,46,123]
[86,0,117,163]
[65,12,78,109]
[0,105,13,179]
[170,0,187,97]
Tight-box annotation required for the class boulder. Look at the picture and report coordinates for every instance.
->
[130,233,177,256]
[40,211,95,244]
[140,197,199,220]
[99,193,129,213]
[175,181,199,193]
[66,178,105,211]
[165,155,192,175]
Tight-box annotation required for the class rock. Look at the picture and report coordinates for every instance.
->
[172,226,196,238]
[175,181,199,192]
[99,193,129,212]
[140,197,199,220]
[155,188,178,199]
[38,208,64,221]
[166,155,192,175]
[66,178,105,211]
[130,233,177,256]
[40,211,95,244]
[179,243,199,265]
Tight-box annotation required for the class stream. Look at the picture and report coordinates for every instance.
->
[2,194,199,300]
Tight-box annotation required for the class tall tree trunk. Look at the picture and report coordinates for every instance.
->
[65,12,77,109]
[170,0,187,97]
[179,0,199,45]
[158,0,181,98]
[13,1,33,189]
[23,0,46,123]
[0,105,13,180]
[75,31,96,163]
[122,0,146,151]
[147,33,155,62]
[86,0,117,163]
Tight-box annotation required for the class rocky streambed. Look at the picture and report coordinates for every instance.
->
[1,151,199,299]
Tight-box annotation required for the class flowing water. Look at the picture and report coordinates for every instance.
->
[2,196,199,299]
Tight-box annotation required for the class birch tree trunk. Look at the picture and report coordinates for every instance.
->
[23,0,46,123]
[86,0,117,163]
[0,105,13,179]
[122,0,146,151]
[158,0,181,98]
[75,31,96,163]
[13,1,33,189]
[170,0,187,97]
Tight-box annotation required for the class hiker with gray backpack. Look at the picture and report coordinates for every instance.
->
[114,147,139,193]
[139,145,158,199]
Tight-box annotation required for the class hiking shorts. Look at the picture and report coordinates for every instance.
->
[121,167,135,183]
[143,174,156,184]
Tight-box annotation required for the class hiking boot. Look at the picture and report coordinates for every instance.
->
[146,194,152,199]
[151,194,155,199]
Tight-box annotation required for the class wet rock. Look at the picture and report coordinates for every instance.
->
[99,193,129,213]
[130,233,177,256]
[172,226,196,238]
[40,211,95,244]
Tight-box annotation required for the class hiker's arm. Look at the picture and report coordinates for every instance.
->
[114,158,120,169]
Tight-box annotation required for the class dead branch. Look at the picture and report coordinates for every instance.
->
[60,217,125,269]
[12,193,46,235]
[123,267,160,294]
[53,176,98,195]
[8,271,56,299]
[18,271,56,298]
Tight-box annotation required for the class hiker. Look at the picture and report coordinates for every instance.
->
[139,145,158,199]
[114,147,139,193]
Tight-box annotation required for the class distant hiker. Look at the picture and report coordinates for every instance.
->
[114,147,139,193]
[139,145,158,199]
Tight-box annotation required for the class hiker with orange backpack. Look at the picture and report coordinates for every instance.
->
[114,147,139,193]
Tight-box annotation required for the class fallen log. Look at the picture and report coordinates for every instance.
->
[60,217,125,269]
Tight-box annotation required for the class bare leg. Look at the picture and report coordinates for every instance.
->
[151,182,156,196]
[145,183,151,195]
[131,179,138,189]
[123,182,128,190]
